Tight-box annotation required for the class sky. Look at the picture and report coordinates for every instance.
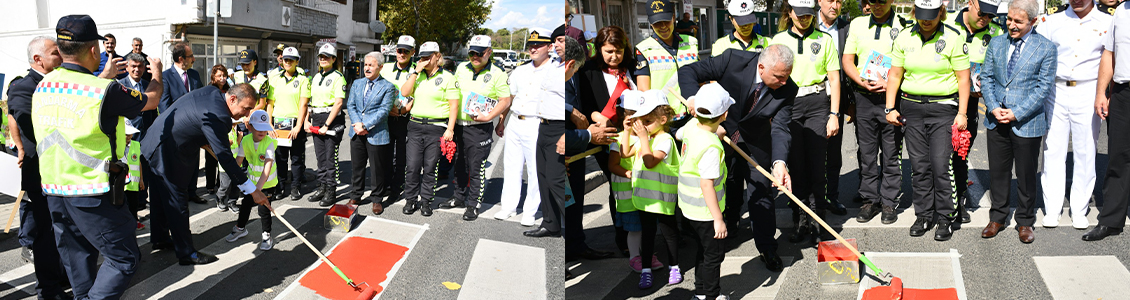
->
[484,0,563,31]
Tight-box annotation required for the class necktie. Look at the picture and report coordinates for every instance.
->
[747,82,764,115]
[1007,38,1023,78]
[364,81,374,98]
[183,71,189,91]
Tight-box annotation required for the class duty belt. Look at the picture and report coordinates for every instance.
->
[409,116,446,124]
[900,92,957,103]
[310,106,336,114]
[796,80,828,98]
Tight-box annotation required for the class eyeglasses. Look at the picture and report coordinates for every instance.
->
[396,49,412,55]
[468,51,484,58]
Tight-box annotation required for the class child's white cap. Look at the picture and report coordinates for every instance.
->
[693,83,735,119]
[248,110,273,132]
[619,90,645,113]
[627,90,668,119]
[124,123,140,135]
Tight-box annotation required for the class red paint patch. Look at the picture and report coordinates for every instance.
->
[298,237,409,300]
[861,286,959,300]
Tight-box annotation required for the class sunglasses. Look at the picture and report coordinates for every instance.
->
[866,0,887,4]
[978,12,995,18]
[468,51,484,58]
[396,49,412,55]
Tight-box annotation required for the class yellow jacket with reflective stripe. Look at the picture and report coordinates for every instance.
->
[678,126,727,221]
[631,132,680,215]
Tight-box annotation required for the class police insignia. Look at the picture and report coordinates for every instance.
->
[130,89,140,99]
[935,39,946,53]
[259,83,269,95]
[811,42,821,54]
[963,44,969,54]
[436,77,443,86]
[292,81,299,88]
[325,79,332,87]
[342,84,347,91]
[455,81,460,89]
[485,74,492,83]
[1110,7,1116,14]
[259,154,265,161]
[890,28,899,39]
[637,59,647,69]
[132,154,138,160]
[982,35,991,46]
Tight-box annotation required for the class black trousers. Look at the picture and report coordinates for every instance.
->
[275,130,308,189]
[453,123,494,208]
[826,107,845,204]
[1099,83,1130,227]
[236,187,278,232]
[17,157,67,298]
[405,121,444,202]
[145,161,198,260]
[723,146,778,255]
[47,194,139,300]
[855,90,904,209]
[954,96,980,212]
[901,100,957,219]
[689,219,724,299]
[349,136,391,200]
[565,152,588,257]
[788,91,831,211]
[640,211,680,267]
[203,153,217,190]
[388,116,409,198]
[986,125,1042,226]
[311,112,345,186]
[536,120,567,232]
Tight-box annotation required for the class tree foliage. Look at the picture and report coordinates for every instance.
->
[378,0,492,52]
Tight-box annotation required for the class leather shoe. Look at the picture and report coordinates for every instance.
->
[881,205,898,224]
[960,209,971,224]
[189,193,207,204]
[523,227,560,237]
[420,201,434,217]
[856,203,880,223]
[909,217,933,237]
[309,184,326,202]
[1082,225,1124,241]
[318,193,337,207]
[178,252,218,265]
[152,242,174,251]
[934,218,953,241]
[578,248,615,260]
[463,207,479,221]
[982,222,1004,238]
[290,187,302,201]
[371,203,384,215]
[440,199,466,209]
[403,200,419,215]
[829,201,847,216]
[760,253,784,272]
[1017,226,1035,243]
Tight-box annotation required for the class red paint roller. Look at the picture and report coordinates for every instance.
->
[267,206,378,300]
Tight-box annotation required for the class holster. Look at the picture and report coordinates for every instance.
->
[108,161,128,205]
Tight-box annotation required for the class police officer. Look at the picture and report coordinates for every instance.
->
[308,43,348,207]
[771,0,843,244]
[712,0,770,56]
[815,0,853,215]
[6,36,69,300]
[268,44,306,78]
[948,0,1004,223]
[1037,0,1112,229]
[400,41,460,217]
[842,0,913,224]
[884,0,970,241]
[497,29,553,225]
[381,35,416,202]
[636,0,698,127]
[267,46,311,200]
[441,35,512,220]
[32,14,165,299]
[233,49,271,110]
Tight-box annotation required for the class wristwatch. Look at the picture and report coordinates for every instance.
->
[829,111,841,118]
[884,108,897,115]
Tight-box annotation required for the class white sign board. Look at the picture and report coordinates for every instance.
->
[206,0,232,18]
[0,154,21,197]
[568,14,599,32]
[683,0,694,14]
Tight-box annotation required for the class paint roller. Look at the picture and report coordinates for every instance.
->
[267,205,377,300]
[667,88,903,293]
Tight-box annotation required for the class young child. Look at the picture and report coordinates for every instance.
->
[225,110,280,251]
[609,90,662,273]
[216,119,246,213]
[678,83,733,300]
[123,123,144,230]
[629,90,682,289]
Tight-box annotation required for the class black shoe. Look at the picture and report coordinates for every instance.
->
[523,227,560,237]
[1082,225,1124,241]
[178,252,219,265]
[852,194,865,203]
[829,200,847,216]
[960,209,971,224]
[759,253,784,272]
[290,187,302,201]
[788,214,810,243]
[909,217,934,237]
[934,218,954,241]
[420,201,434,217]
[403,199,419,215]
[463,206,479,221]
[189,194,207,204]
[578,248,615,260]
[228,200,240,214]
[20,246,33,264]
[881,206,898,224]
[440,199,466,209]
[318,194,337,207]
[309,184,326,202]
[152,242,174,251]
[856,203,880,223]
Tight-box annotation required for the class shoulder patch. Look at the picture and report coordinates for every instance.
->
[963,44,969,54]
[637,58,648,70]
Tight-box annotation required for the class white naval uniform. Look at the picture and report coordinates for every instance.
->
[498,60,555,223]
[1036,8,1112,228]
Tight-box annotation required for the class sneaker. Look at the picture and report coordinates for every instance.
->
[224,226,248,242]
[229,200,241,214]
[216,200,229,211]
[493,209,517,220]
[1042,214,1060,228]
[259,232,274,251]
[629,256,643,273]
[1072,216,1089,230]
[650,255,665,269]
[136,222,146,231]
[881,206,897,224]
[520,214,537,227]
[668,265,683,284]
[638,271,653,289]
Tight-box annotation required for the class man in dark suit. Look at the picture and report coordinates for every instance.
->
[816,0,853,214]
[160,41,208,204]
[141,84,268,265]
[5,35,68,300]
[564,71,618,262]
[678,45,797,272]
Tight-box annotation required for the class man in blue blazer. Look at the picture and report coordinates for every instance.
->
[120,53,153,140]
[346,52,396,215]
[979,0,1056,243]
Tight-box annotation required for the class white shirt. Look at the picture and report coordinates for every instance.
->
[126,76,142,90]
[818,14,840,52]
[509,59,555,117]
[1038,7,1113,81]
[536,59,567,120]
[1105,3,1130,83]
[603,71,639,97]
